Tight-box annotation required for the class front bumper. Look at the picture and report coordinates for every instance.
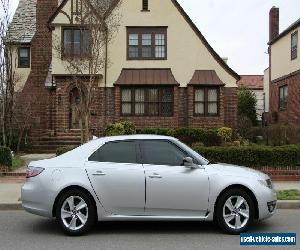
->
[256,186,277,220]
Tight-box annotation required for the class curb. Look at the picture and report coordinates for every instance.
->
[0,201,299,211]
[0,203,23,211]
[277,200,300,209]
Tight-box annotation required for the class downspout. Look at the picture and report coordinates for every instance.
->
[104,26,108,133]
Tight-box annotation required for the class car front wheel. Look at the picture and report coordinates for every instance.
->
[56,189,96,236]
[215,189,254,234]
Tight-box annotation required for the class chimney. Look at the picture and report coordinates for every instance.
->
[269,7,279,42]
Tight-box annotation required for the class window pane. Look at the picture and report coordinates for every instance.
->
[155,34,165,46]
[129,34,138,45]
[142,141,187,166]
[82,30,91,55]
[142,34,151,45]
[64,30,72,55]
[148,89,158,102]
[88,141,137,164]
[122,89,131,102]
[148,103,159,115]
[195,103,204,114]
[208,103,218,115]
[135,89,145,102]
[195,89,204,102]
[155,46,165,58]
[122,104,132,114]
[292,33,298,47]
[161,88,173,102]
[129,46,138,58]
[161,103,172,116]
[142,46,151,58]
[208,89,217,102]
[135,104,145,115]
[19,48,28,57]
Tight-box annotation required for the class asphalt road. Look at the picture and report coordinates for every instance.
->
[0,210,298,250]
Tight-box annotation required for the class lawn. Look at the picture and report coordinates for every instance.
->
[277,190,300,200]
[11,155,24,171]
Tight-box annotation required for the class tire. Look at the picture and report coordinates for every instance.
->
[215,188,255,235]
[56,189,97,236]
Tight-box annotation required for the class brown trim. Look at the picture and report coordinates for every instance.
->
[193,86,220,117]
[18,47,30,68]
[271,69,300,84]
[120,86,174,117]
[269,18,300,45]
[291,30,298,60]
[127,27,168,60]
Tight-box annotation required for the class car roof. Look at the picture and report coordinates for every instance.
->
[98,134,178,143]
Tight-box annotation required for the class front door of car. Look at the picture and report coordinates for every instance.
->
[142,140,209,217]
[85,140,145,216]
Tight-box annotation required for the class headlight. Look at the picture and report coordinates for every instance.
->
[258,179,273,189]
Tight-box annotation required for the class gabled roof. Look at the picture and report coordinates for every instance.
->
[48,0,240,81]
[237,75,264,90]
[5,0,37,44]
[269,18,300,45]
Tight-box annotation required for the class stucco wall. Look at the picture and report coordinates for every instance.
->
[271,26,300,81]
[51,0,238,88]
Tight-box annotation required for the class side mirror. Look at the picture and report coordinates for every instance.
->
[183,157,198,169]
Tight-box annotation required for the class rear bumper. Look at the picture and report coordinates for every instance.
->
[21,180,53,218]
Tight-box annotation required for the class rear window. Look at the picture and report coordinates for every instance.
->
[88,141,137,164]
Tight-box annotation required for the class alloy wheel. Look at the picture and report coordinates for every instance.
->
[61,196,89,231]
[222,196,250,230]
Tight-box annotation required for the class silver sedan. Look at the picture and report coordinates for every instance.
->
[21,135,277,236]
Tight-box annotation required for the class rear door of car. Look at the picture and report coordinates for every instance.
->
[85,140,145,216]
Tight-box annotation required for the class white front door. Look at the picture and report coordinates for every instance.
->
[85,141,145,216]
[142,140,209,217]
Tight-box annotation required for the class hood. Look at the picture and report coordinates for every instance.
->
[209,163,269,180]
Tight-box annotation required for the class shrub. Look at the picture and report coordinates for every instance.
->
[238,88,258,126]
[193,145,300,168]
[217,127,232,143]
[105,121,136,136]
[0,146,12,167]
[56,146,77,156]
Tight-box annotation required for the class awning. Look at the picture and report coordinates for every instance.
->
[188,70,225,86]
[114,69,179,86]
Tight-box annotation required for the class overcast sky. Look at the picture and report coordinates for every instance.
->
[8,0,300,75]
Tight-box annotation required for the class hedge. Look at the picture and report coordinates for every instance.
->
[56,146,77,156]
[0,146,12,167]
[193,145,300,168]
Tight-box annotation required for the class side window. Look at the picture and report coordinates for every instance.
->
[89,141,137,164]
[142,140,187,166]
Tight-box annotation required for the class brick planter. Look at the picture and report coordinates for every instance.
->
[256,167,300,181]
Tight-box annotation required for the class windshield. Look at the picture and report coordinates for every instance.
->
[173,139,209,166]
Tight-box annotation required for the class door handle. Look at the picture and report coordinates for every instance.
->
[149,173,162,179]
[92,171,106,176]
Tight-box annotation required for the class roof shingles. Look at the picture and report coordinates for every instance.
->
[5,0,37,44]
[237,75,264,90]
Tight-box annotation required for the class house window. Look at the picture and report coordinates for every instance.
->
[142,0,149,11]
[279,85,288,110]
[18,47,30,68]
[194,87,219,116]
[62,27,91,57]
[127,27,167,60]
[291,31,298,60]
[121,87,173,116]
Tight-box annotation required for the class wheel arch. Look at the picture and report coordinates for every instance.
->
[214,184,259,220]
[52,185,98,219]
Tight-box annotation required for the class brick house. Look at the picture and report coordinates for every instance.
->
[6,0,240,150]
[268,7,300,124]
[237,75,264,121]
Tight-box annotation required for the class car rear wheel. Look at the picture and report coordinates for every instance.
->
[56,189,96,236]
[215,189,254,234]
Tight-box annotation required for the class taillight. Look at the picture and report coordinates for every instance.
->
[26,167,45,178]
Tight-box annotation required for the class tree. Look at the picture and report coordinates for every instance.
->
[238,87,258,126]
[0,0,20,148]
[52,0,121,143]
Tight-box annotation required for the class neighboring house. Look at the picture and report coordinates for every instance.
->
[263,68,269,113]
[6,0,240,149]
[237,75,264,121]
[268,7,300,124]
